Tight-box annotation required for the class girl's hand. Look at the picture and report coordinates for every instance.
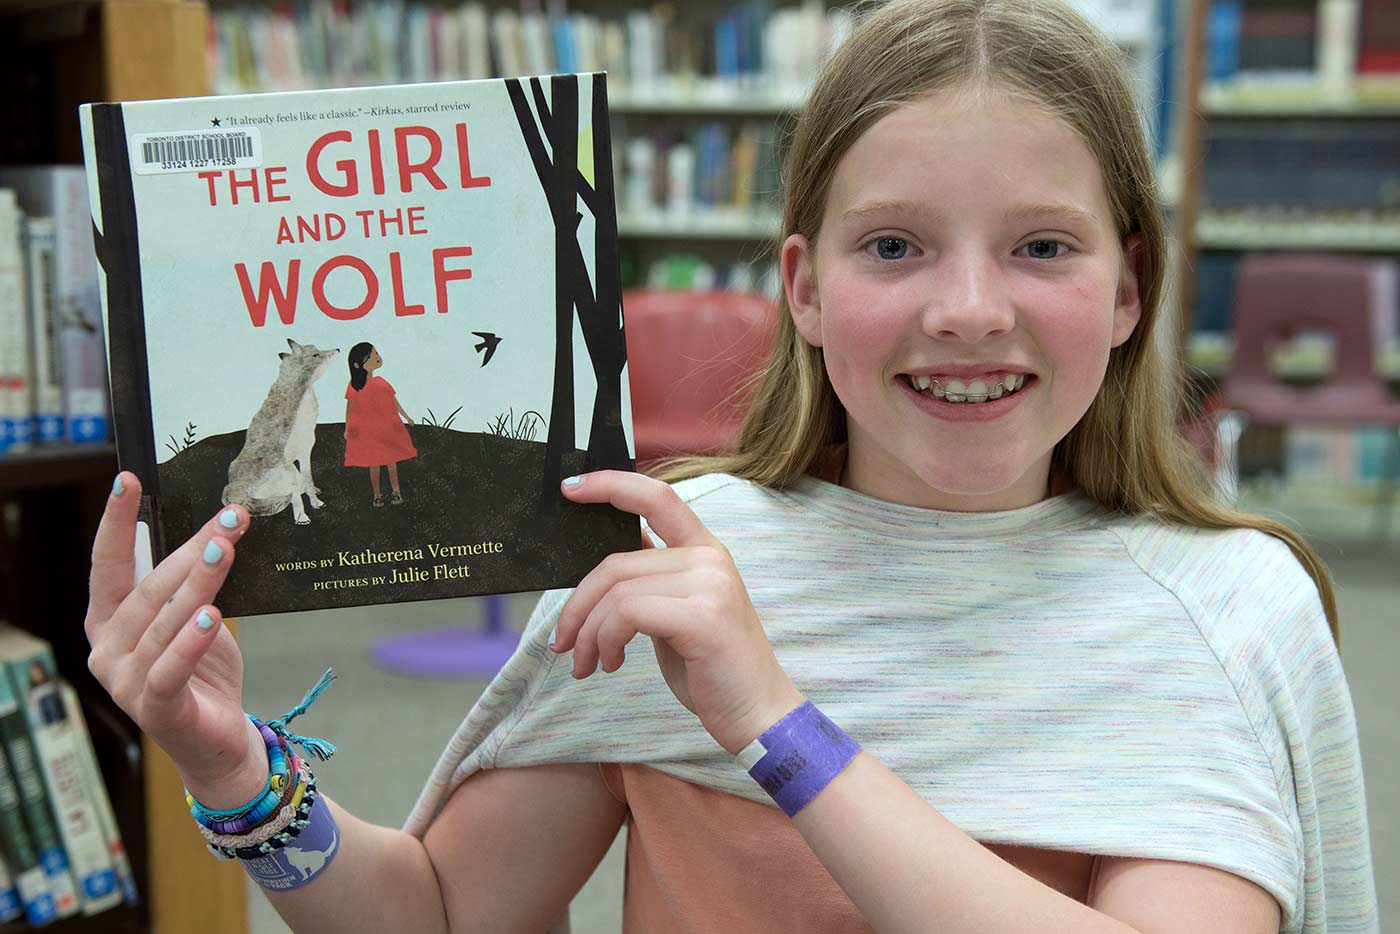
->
[85,472,265,801]
[555,471,805,756]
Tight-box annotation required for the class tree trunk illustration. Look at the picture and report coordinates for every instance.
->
[507,74,632,510]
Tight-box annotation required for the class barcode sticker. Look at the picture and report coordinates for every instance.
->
[130,128,263,175]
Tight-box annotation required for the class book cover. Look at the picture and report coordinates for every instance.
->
[78,73,637,618]
[0,626,120,916]
[0,167,110,446]
[0,642,80,922]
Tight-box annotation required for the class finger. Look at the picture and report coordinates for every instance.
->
[561,471,717,549]
[146,604,225,701]
[554,547,700,653]
[87,471,144,630]
[569,573,696,678]
[105,506,250,656]
[132,534,238,674]
[583,593,695,678]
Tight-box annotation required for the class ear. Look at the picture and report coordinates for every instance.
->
[782,233,822,348]
[1111,233,1144,348]
[286,338,303,351]
[278,352,290,360]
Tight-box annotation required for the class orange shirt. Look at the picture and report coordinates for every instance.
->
[598,762,873,933]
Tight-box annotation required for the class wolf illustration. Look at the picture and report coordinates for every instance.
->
[284,824,339,881]
[222,339,341,525]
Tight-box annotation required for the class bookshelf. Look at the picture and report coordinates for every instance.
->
[0,2,248,934]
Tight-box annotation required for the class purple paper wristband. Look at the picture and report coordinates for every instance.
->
[238,792,340,891]
[737,701,862,817]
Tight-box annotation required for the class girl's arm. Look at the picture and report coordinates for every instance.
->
[786,751,1281,934]
[394,397,414,424]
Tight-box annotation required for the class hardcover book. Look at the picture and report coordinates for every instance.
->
[79,73,638,618]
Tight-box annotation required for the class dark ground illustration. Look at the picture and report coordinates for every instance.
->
[156,424,637,617]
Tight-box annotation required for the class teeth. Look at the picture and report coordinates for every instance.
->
[906,372,1029,403]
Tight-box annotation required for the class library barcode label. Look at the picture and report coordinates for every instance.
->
[130,128,263,175]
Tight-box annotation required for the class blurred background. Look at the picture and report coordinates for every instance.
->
[0,0,1395,931]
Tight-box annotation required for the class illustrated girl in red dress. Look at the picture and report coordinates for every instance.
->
[344,342,418,507]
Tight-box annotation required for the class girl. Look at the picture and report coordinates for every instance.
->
[83,1,1376,931]
[344,341,417,506]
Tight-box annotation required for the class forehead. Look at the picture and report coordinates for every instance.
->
[825,90,1114,230]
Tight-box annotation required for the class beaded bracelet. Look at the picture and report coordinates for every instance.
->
[187,726,291,831]
[199,762,311,849]
[191,735,296,834]
[197,752,303,842]
[206,776,322,861]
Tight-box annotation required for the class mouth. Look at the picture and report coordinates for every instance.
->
[898,371,1036,404]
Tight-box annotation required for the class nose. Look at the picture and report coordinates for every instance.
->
[921,249,1015,343]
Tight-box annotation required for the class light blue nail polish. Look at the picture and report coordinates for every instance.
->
[196,609,215,630]
[562,475,581,487]
[203,540,223,564]
[219,508,239,529]
[112,475,125,496]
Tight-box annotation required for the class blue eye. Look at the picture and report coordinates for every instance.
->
[871,238,908,260]
[1024,240,1064,260]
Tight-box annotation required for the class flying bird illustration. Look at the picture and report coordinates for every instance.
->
[472,331,502,367]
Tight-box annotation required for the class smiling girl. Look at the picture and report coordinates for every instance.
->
[82,1,1376,931]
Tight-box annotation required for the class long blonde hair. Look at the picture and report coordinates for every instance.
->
[656,0,1339,643]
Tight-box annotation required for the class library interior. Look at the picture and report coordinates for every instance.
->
[0,0,1395,932]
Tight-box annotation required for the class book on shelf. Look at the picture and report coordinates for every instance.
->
[0,623,125,918]
[0,635,81,924]
[23,217,63,450]
[0,167,111,447]
[0,190,29,455]
[0,690,60,927]
[78,73,639,618]
[0,852,22,924]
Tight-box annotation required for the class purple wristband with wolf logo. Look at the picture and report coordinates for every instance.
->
[736,701,862,817]
[239,794,340,891]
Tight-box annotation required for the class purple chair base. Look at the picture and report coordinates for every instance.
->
[371,595,520,678]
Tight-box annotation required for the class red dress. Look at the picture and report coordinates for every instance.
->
[344,376,418,467]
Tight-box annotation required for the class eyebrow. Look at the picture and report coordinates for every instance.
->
[840,199,1101,228]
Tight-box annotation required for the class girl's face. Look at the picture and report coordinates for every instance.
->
[783,90,1142,512]
[365,347,382,371]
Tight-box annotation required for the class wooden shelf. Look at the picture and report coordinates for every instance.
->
[1,2,248,932]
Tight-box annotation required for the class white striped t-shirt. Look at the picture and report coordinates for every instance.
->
[406,472,1379,933]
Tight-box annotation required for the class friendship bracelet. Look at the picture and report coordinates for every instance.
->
[235,789,342,893]
[736,701,862,818]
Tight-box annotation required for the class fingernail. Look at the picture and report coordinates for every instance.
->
[203,540,223,565]
[562,475,582,487]
[112,475,125,496]
[196,609,216,630]
[548,625,557,649]
[219,508,239,530]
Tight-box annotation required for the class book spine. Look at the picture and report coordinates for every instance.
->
[0,191,26,454]
[0,721,57,926]
[11,674,121,915]
[0,696,80,920]
[22,218,62,445]
[59,684,138,907]
[81,104,167,559]
[1317,0,1360,91]
[47,169,110,445]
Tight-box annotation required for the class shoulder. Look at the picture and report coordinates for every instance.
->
[1103,515,1332,656]
[372,376,395,391]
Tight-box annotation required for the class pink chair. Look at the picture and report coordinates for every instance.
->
[624,288,778,473]
[1221,253,1400,535]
